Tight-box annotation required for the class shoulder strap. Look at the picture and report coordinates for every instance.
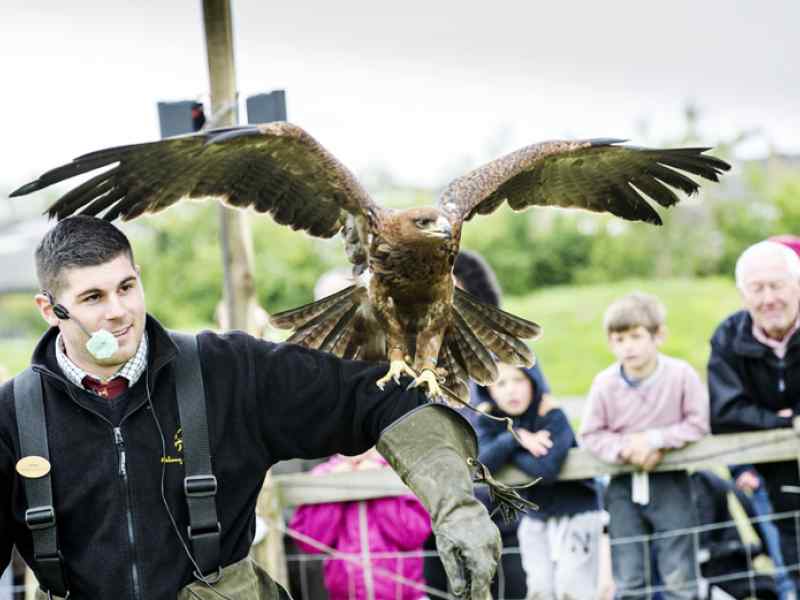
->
[13,368,70,597]
[169,332,221,580]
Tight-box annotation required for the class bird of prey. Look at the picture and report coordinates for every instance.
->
[11,122,730,401]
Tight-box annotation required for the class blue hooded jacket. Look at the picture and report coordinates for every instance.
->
[474,364,600,520]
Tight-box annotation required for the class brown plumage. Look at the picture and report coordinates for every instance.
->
[11,124,731,400]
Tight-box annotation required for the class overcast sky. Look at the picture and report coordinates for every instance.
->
[1,1,798,195]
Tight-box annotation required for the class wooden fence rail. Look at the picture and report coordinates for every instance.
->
[271,423,800,508]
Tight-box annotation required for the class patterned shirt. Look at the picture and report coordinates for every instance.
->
[56,330,148,392]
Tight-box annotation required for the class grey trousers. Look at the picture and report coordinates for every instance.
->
[606,471,699,600]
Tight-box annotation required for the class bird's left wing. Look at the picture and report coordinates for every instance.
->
[437,139,731,226]
[11,122,380,239]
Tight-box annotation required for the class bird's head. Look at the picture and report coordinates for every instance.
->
[392,207,453,245]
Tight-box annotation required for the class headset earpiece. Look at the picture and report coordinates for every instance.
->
[52,304,71,320]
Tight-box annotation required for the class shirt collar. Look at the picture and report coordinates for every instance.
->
[752,316,800,359]
[618,355,663,389]
[55,330,148,389]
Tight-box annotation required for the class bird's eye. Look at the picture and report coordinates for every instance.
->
[415,218,432,227]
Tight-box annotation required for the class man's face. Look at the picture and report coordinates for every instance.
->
[608,325,662,378]
[487,363,533,416]
[739,254,800,339]
[36,254,146,373]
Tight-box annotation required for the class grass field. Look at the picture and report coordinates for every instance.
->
[504,276,742,395]
[0,277,743,393]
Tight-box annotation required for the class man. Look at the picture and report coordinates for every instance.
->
[708,240,800,592]
[0,216,500,600]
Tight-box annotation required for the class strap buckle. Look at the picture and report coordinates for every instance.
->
[184,474,217,498]
[187,521,222,540]
[25,506,56,530]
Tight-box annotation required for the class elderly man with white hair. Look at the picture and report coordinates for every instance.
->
[708,240,800,595]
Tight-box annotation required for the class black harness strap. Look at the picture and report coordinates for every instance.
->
[170,332,221,580]
[13,368,70,598]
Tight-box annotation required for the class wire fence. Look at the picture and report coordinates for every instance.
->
[4,506,798,599]
[266,506,800,600]
[6,424,800,599]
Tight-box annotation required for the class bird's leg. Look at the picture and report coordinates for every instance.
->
[409,331,445,400]
[376,347,416,390]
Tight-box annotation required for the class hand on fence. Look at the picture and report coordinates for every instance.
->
[620,432,663,470]
[735,469,761,492]
[517,428,552,457]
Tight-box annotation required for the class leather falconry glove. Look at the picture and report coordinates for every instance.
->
[377,404,502,599]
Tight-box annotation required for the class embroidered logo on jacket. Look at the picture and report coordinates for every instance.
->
[160,427,184,465]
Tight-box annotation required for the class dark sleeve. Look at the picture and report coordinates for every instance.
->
[251,339,427,463]
[511,409,573,484]
[477,430,518,473]
[0,391,14,575]
[707,339,791,433]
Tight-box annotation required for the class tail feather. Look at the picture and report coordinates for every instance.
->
[286,299,354,349]
[454,288,541,340]
[448,311,499,385]
[437,343,469,404]
[318,305,358,354]
[271,285,356,330]
[454,297,535,367]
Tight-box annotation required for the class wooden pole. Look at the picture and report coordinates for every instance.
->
[202,0,257,333]
[201,1,287,587]
[254,472,289,587]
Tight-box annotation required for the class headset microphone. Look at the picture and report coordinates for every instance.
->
[47,296,119,360]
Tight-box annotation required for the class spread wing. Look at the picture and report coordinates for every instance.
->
[10,122,381,239]
[437,139,731,226]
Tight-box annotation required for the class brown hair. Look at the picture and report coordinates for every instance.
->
[603,292,666,335]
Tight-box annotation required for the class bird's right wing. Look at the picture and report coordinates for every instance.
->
[11,122,382,240]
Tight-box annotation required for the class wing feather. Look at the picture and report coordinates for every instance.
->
[11,123,379,241]
[438,140,730,226]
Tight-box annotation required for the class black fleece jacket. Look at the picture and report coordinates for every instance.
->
[707,309,800,433]
[0,316,425,600]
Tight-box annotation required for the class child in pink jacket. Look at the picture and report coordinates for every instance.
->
[289,449,432,600]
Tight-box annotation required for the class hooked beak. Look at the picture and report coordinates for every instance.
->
[431,216,452,240]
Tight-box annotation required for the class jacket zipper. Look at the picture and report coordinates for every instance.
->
[114,426,143,600]
[778,358,787,394]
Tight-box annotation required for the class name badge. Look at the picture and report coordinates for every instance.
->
[16,456,51,479]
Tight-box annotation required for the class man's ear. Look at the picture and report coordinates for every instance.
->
[35,293,60,328]
[654,325,668,345]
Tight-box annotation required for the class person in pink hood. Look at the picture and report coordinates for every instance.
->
[289,448,432,600]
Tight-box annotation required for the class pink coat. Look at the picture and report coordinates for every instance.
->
[289,455,432,600]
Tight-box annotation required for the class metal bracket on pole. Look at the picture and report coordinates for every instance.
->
[204,99,239,131]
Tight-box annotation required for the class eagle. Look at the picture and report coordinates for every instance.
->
[11,122,730,402]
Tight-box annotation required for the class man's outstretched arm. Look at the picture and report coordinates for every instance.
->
[378,404,501,600]
[215,333,501,596]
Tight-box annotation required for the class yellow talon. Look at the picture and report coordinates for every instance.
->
[376,359,417,390]
[407,369,444,399]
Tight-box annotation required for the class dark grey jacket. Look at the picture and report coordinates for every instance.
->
[707,309,799,433]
